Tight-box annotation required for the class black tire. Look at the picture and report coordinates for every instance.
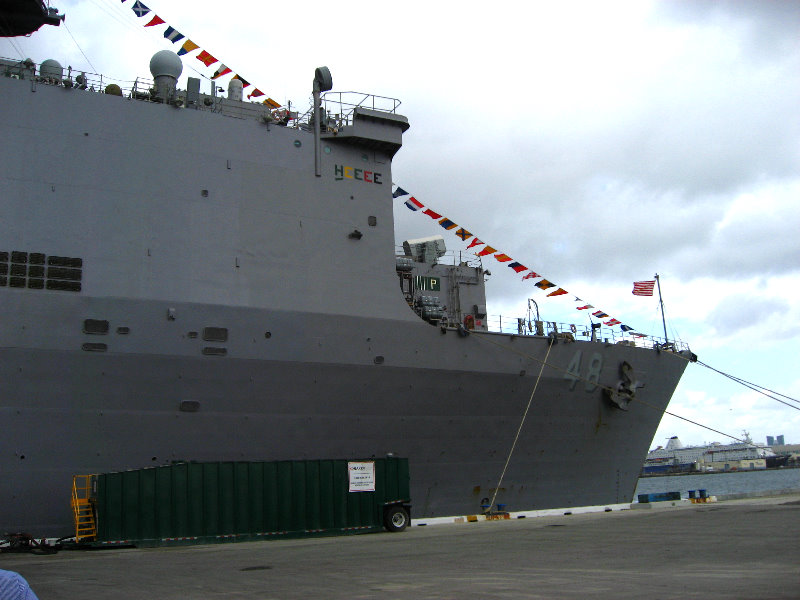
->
[384,505,409,532]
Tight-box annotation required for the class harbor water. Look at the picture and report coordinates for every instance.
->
[634,467,800,500]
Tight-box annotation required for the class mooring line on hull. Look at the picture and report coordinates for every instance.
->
[469,331,618,396]
[488,338,554,512]
[468,332,771,450]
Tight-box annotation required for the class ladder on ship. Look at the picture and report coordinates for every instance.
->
[71,475,97,542]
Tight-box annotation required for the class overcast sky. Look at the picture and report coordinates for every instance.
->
[4,0,798,449]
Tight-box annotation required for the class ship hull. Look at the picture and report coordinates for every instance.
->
[2,297,687,536]
[0,60,689,537]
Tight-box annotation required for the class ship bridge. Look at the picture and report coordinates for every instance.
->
[318,92,410,158]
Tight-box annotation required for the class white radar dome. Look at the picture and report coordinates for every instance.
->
[149,50,183,79]
[40,59,63,81]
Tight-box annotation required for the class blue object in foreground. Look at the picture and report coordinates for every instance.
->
[637,492,682,503]
[0,570,39,600]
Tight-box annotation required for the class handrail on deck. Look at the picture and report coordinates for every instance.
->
[482,314,689,351]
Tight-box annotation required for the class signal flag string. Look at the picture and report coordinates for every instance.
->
[394,185,651,338]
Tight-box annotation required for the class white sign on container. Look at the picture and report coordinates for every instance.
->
[348,461,376,492]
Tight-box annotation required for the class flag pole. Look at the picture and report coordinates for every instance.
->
[655,273,668,343]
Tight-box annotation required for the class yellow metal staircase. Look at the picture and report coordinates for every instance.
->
[71,475,97,542]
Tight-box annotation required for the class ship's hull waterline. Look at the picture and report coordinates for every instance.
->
[2,300,687,535]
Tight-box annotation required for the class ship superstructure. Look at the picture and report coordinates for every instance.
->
[1,40,693,536]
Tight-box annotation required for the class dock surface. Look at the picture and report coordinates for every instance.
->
[3,494,799,599]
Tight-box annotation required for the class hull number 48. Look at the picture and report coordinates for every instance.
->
[564,351,603,392]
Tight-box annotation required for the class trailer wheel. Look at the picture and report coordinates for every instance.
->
[384,505,409,532]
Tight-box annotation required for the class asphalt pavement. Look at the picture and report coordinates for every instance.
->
[2,494,799,599]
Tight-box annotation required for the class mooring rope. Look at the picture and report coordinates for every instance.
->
[487,337,554,513]
[469,330,793,437]
[469,331,617,395]
[465,330,780,497]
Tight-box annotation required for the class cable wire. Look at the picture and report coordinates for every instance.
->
[696,359,800,402]
[468,330,773,447]
[64,22,97,73]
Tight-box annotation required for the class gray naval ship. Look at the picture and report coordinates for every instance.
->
[1,5,693,536]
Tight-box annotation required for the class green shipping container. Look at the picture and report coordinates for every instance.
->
[92,457,410,547]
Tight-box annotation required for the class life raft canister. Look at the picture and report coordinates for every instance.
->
[464,315,475,330]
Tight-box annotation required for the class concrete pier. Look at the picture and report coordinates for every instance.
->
[3,494,799,599]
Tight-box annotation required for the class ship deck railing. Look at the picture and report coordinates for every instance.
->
[1,56,404,132]
[1,56,155,97]
[481,315,690,352]
[317,91,402,128]
[396,249,689,352]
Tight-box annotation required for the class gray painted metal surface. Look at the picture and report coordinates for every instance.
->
[0,53,690,536]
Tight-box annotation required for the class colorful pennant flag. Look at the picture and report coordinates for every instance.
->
[392,183,647,334]
[196,50,218,67]
[163,26,183,42]
[547,288,568,297]
[632,280,656,296]
[124,3,278,145]
[131,1,150,17]
[404,197,424,211]
[178,40,199,56]
[212,64,232,79]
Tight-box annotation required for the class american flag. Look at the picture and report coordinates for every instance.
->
[632,281,656,296]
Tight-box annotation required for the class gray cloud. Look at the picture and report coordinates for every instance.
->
[394,0,800,296]
[706,294,790,334]
[654,0,800,61]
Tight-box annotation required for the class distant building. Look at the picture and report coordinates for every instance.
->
[777,435,785,445]
[767,436,775,446]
